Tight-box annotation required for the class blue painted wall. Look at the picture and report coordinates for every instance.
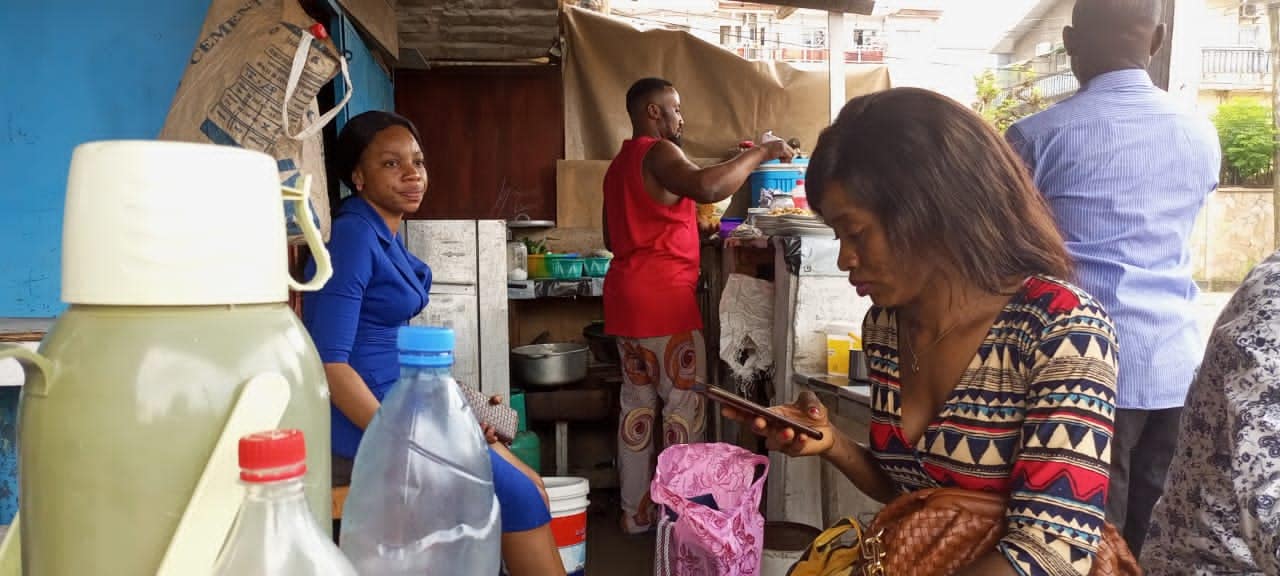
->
[0,3,394,318]
[0,1,214,317]
[335,12,395,127]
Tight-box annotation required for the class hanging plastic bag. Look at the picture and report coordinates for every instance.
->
[719,273,775,397]
[652,443,769,576]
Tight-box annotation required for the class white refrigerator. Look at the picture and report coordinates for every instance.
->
[404,220,511,402]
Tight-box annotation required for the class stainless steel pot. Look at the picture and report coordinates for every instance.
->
[511,343,590,387]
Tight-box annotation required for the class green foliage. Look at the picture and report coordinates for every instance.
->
[1213,98,1276,182]
[972,66,1047,132]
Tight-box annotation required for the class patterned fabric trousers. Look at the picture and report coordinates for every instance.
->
[615,330,707,534]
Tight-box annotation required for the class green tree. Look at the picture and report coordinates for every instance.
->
[972,67,1047,132]
[1213,98,1276,183]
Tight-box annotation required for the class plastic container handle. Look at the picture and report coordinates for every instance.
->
[0,344,53,397]
[0,512,19,576]
[282,175,332,292]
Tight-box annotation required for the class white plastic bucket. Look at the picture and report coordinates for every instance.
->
[545,477,590,576]
[761,521,821,575]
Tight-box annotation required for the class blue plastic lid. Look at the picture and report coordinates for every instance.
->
[760,158,810,166]
[398,326,454,366]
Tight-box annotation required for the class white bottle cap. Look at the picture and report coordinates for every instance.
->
[61,141,332,306]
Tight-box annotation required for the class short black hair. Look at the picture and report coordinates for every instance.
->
[334,110,423,193]
[625,77,673,117]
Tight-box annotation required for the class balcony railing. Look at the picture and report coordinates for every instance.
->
[1030,70,1079,100]
[1202,48,1271,87]
[727,45,885,63]
[997,69,1078,110]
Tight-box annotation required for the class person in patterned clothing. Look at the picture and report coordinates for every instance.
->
[1142,250,1280,574]
[725,88,1119,576]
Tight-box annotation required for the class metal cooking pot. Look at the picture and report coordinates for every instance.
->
[511,343,589,387]
[582,321,620,366]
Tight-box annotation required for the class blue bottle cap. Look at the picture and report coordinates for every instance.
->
[398,326,454,366]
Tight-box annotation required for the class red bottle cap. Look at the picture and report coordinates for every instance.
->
[239,429,308,483]
[309,23,329,40]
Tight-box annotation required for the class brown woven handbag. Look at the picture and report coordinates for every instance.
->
[850,487,1143,576]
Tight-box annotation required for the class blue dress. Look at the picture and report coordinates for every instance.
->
[304,195,550,533]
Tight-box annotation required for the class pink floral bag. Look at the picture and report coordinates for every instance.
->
[651,443,770,576]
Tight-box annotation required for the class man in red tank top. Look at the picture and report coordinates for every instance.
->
[603,77,793,533]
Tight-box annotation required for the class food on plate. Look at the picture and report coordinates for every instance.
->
[769,207,813,217]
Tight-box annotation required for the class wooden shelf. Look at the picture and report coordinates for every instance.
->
[0,318,54,343]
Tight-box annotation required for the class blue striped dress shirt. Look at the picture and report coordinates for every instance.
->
[1006,69,1221,410]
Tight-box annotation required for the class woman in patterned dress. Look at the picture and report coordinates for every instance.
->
[726,88,1120,576]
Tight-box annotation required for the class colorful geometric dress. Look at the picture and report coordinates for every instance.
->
[864,276,1119,576]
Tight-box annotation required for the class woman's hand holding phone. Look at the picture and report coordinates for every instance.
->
[720,391,836,458]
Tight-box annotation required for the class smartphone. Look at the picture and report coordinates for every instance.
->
[699,386,824,441]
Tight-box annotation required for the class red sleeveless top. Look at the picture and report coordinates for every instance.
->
[603,137,703,338]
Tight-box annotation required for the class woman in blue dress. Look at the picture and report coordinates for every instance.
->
[304,110,565,576]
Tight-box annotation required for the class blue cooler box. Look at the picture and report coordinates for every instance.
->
[748,158,809,207]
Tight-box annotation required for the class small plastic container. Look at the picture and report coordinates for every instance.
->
[528,254,550,279]
[549,257,585,279]
[719,218,745,238]
[792,179,809,210]
[824,322,862,377]
[583,257,611,278]
[507,240,528,281]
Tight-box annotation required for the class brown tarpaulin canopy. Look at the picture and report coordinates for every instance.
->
[562,6,891,161]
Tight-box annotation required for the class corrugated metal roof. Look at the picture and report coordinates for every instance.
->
[397,0,561,66]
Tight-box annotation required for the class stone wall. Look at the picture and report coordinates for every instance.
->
[1191,187,1275,286]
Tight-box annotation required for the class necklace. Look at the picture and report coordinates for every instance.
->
[902,284,1021,373]
[903,320,963,374]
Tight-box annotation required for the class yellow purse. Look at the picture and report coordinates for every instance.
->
[785,517,886,576]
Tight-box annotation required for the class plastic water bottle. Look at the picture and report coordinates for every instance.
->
[211,430,358,576]
[792,179,809,210]
[340,326,502,574]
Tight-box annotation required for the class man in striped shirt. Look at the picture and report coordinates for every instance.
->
[1005,0,1220,557]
